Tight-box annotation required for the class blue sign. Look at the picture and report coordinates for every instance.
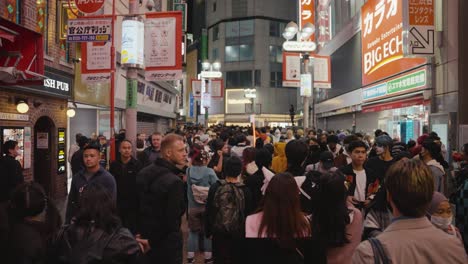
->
[363,83,387,101]
[189,93,194,118]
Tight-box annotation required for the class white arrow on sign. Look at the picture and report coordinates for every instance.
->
[282,41,317,52]
[409,27,434,55]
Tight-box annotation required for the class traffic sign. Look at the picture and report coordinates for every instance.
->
[282,41,317,52]
[74,0,105,14]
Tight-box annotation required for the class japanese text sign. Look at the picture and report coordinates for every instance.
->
[81,42,112,84]
[405,0,435,55]
[67,17,112,42]
[317,0,331,48]
[361,0,403,86]
[299,0,315,42]
[282,52,301,87]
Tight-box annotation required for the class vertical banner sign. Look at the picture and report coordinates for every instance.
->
[282,52,301,87]
[81,42,112,83]
[144,12,183,81]
[121,19,144,68]
[126,79,138,108]
[299,0,316,43]
[300,73,312,97]
[173,3,187,32]
[189,93,194,118]
[361,0,404,86]
[311,55,331,88]
[57,128,66,174]
[405,0,435,55]
[317,0,331,48]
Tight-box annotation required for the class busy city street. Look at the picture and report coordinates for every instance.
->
[1,0,468,263]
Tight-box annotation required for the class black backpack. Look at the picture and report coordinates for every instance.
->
[212,180,246,235]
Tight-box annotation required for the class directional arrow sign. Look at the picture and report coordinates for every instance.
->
[282,41,317,52]
[409,27,434,55]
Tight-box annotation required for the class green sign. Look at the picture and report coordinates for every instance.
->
[174,3,187,32]
[387,70,426,94]
[126,79,138,108]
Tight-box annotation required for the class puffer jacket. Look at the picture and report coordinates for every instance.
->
[272,142,287,173]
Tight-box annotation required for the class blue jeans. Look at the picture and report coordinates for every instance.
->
[188,231,212,252]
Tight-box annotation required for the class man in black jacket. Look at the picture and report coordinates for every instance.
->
[109,139,142,234]
[139,132,163,167]
[70,136,89,176]
[136,134,187,264]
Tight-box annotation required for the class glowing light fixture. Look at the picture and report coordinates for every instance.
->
[16,101,29,114]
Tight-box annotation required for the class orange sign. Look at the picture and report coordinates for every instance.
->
[299,0,315,42]
[74,0,105,14]
[406,0,435,55]
[409,0,434,26]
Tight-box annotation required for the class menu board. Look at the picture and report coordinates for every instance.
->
[57,128,66,174]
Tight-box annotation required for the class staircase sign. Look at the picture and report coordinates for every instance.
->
[74,0,105,14]
[405,0,435,56]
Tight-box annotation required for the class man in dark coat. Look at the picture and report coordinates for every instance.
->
[136,134,187,264]
[70,136,89,176]
[139,132,163,167]
[109,139,142,234]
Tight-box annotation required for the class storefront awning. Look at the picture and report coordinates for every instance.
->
[362,96,429,113]
[0,18,45,85]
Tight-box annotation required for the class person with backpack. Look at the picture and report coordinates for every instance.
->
[205,156,253,264]
[186,144,218,264]
[51,183,141,264]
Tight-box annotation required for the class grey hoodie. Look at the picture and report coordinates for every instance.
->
[426,159,445,193]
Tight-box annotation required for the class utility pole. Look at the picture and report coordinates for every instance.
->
[303,54,310,129]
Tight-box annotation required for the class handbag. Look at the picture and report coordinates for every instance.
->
[188,168,210,204]
[369,237,390,264]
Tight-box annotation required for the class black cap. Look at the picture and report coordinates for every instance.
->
[320,151,335,170]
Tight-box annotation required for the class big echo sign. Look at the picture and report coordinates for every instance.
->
[74,0,105,14]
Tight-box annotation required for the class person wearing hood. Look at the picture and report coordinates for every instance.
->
[272,141,287,173]
[186,144,218,264]
[427,192,462,241]
[421,138,445,193]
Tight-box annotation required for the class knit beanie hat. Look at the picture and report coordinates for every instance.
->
[427,192,448,215]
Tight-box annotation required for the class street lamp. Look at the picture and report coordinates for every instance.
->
[282,21,317,129]
[200,60,222,127]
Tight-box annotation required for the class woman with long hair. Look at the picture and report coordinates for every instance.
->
[242,147,257,179]
[7,182,62,263]
[207,138,230,179]
[245,173,312,263]
[51,183,140,263]
[311,171,363,264]
[186,143,218,264]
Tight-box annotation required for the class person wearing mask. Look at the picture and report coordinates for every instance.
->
[186,144,218,264]
[140,132,163,167]
[52,183,141,263]
[427,192,462,241]
[306,151,338,174]
[7,182,61,264]
[245,148,273,210]
[365,134,395,184]
[353,159,467,263]
[109,139,143,234]
[245,172,313,263]
[272,141,287,173]
[66,143,117,224]
[340,141,377,211]
[205,156,253,264]
[420,138,445,193]
[304,137,321,167]
[136,134,187,264]
[311,171,363,264]
[327,135,342,159]
[70,136,89,176]
[334,135,359,168]
[207,139,230,179]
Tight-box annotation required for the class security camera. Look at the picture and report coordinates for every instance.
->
[146,0,155,10]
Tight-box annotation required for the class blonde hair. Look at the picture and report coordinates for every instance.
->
[385,159,434,217]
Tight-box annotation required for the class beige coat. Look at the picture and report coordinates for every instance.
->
[352,217,467,263]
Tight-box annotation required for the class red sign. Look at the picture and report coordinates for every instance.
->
[299,0,316,43]
[74,0,105,14]
[317,0,331,48]
[362,97,426,113]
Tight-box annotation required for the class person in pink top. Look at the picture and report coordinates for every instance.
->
[310,170,363,264]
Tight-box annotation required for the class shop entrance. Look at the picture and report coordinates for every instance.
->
[34,116,55,196]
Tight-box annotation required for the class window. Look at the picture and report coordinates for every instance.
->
[270,72,283,88]
[212,25,219,41]
[213,1,216,12]
[255,70,261,87]
[3,0,21,23]
[269,21,286,37]
[226,20,254,38]
[211,48,218,61]
[269,45,282,63]
[226,71,252,88]
[225,44,253,62]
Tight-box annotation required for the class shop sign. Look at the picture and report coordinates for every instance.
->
[144,12,183,81]
[67,17,112,42]
[121,19,144,68]
[363,68,427,102]
[173,3,187,32]
[282,52,301,87]
[57,128,66,174]
[299,0,316,43]
[317,0,331,48]
[74,0,105,14]
[0,112,29,121]
[362,97,425,113]
[405,0,435,55]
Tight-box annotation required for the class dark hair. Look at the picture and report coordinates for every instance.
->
[83,142,100,152]
[236,134,247,145]
[422,138,441,158]
[407,139,416,149]
[224,156,242,178]
[263,144,274,156]
[343,135,359,145]
[327,135,339,144]
[285,140,308,176]
[385,159,434,217]
[189,143,208,166]
[375,129,383,137]
[348,140,368,152]
[3,140,18,154]
[258,173,311,246]
[136,138,144,149]
[255,138,264,149]
[464,143,468,156]
[311,171,350,248]
[74,183,121,232]
[10,182,62,238]
[75,133,83,143]
[255,148,272,169]
[354,133,363,138]
[242,147,256,173]
[77,136,89,148]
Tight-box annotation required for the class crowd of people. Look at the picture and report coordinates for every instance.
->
[1,124,468,263]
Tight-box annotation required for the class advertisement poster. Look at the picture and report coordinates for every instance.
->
[144,12,182,81]
[81,42,112,84]
[121,20,144,66]
[57,128,66,174]
[37,132,48,149]
[311,55,331,88]
[282,52,301,87]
